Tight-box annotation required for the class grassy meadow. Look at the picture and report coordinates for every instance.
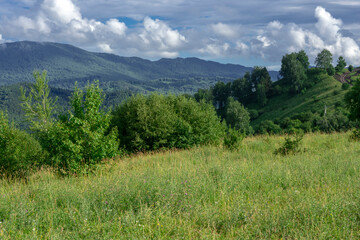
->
[1,132,360,239]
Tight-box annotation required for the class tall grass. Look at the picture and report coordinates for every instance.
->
[0,132,359,239]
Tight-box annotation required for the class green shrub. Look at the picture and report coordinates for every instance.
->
[225,97,252,134]
[111,94,225,152]
[274,134,303,156]
[0,112,43,176]
[40,82,119,174]
[248,109,259,120]
[258,120,282,135]
[223,128,244,151]
[342,83,350,90]
[348,65,353,72]
[349,129,360,141]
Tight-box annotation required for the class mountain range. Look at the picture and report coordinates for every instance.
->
[0,41,278,93]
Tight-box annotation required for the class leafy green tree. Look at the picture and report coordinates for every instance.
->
[41,81,119,173]
[231,76,252,103]
[296,50,310,69]
[256,83,267,106]
[348,65,354,72]
[194,88,213,103]
[327,65,336,76]
[335,56,347,72]
[280,52,308,93]
[251,66,271,92]
[212,81,231,109]
[225,97,252,134]
[345,79,360,121]
[315,49,333,72]
[20,70,57,132]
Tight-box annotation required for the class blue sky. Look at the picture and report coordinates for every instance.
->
[0,0,360,69]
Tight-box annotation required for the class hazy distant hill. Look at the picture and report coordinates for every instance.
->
[0,41,278,93]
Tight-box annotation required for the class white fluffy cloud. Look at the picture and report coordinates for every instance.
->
[249,6,360,65]
[140,17,186,50]
[211,23,241,39]
[0,1,359,65]
[0,0,187,58]
[199,42,230,56]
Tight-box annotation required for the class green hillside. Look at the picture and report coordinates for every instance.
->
[250,72,347,127]
[0,41,265,93]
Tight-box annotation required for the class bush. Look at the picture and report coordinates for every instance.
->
[223,128,244,151]
[258,120,282,135]
[40,82,119,174]
[248,109,259,120]
[349,129,360,141]
[274,134,303,156]
[111,94,225,152]
[225,97,252,134]
[0,112,43,176]
[342,83,350,90]
[348,65,354,72]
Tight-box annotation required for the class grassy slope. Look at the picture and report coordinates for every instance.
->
[1,133,360,239]
[250,73,347,127]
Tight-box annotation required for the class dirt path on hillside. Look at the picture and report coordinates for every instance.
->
[334,67,360,85]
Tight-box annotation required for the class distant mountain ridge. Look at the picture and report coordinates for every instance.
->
[0,41,277,93]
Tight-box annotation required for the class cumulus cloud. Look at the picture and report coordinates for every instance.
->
[251,6,360,65]
[0,1,359,65]
[211,23,241,39]
[0,0,187,58]
[140,17,186,50]
[98,43,113,53]
[199,42,230,56]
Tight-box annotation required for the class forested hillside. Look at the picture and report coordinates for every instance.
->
[0,41,278,93]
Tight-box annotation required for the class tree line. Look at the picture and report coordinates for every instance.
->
[1,48,359,176]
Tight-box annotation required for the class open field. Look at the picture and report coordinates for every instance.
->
[1,132,360,239]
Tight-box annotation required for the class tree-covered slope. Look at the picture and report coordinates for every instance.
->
[249,72,350,128]
[0,41,272,93]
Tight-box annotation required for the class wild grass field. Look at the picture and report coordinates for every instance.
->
[0,132,360,239]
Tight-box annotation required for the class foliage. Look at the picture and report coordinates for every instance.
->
[0,41,257,95]
[326,65,335,76]
[315,49,333,72]
[335,56,347,72]
[280,50,308,93]
[274,133,303,156]
[40,81,119,174]
[212,81,231,112]
[231,74,252,103]
[20,70,57,132]
[349,128,360,141]
[258,120,282,135]
[225,97,252,134]
[342,83,350,90]
[348,65,354,72]
[251,66,272,92]
[256,83,267,106]
[248,109,259,120]
[0,111,43,176]
[344,79,360,121]
[223,128,244,150]
[112,94,225,152]
[194,88,213,103]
